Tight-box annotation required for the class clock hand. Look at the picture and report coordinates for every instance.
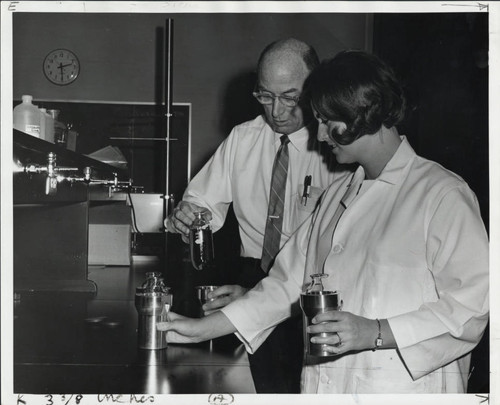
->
[58,62,64,81]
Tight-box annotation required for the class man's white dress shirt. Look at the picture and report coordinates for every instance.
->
[183,114,337,258]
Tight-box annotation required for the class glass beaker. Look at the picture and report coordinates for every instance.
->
[195,285,219,306]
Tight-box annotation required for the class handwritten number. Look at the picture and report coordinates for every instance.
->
[17,394,158,404]
[9,1,19,11]
[208,394,234,405]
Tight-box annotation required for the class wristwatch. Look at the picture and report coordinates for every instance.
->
[374,318,383,350]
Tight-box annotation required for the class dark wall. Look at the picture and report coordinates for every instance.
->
[373,13,489,394]
[373,13,489,229]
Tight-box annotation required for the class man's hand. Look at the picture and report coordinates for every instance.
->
[157,311,236,343]
[164,201,212,243]
[202,285,249,315]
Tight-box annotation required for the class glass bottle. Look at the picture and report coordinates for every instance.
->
[305,273,328,294]
[189,212,215,271]
[47,109,66,146]
[141,272,169,293]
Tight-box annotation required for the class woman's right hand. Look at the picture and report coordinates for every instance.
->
[156,312,207,344]
[157,311,236,343]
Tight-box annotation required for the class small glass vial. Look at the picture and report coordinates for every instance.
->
[142,272,169,293]
[306,273,328,294]
[189,212,215,271]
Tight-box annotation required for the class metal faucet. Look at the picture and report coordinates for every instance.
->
[23,152,132,196]
[23,152,78,195]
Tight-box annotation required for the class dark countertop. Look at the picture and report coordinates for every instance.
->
[14,259,255,394]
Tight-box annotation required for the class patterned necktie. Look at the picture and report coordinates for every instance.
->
[261,135,290,272]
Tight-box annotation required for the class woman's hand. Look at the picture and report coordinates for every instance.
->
[202,285,248,315]
[307,311,395,355]
[156,312,206,344]
[156,311,237,344]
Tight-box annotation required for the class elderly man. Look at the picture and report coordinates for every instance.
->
[166,38,337,393]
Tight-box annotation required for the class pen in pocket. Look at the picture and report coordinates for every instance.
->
[302,175,312,206]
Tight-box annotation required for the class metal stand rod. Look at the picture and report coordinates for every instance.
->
[164,18,174,264]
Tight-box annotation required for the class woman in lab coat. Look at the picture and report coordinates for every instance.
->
[159,50,489,393]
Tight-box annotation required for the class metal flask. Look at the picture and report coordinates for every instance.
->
[300,273,342,357]
[135,272,173,350]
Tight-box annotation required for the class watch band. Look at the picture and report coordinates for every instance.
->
[374,318,383,350]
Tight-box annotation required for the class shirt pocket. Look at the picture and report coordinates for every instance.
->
[296,185,324,214]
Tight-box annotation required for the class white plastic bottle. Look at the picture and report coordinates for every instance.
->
[39,107,47,141]
[39,108,55,143]
[47,109,65,145]
[13,95,41,137]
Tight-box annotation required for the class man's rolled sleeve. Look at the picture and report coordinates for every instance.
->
[182,133,236,231]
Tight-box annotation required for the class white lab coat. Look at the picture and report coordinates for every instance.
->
[222,137,489,393]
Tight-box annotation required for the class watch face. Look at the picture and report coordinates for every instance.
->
[43,49,80,85]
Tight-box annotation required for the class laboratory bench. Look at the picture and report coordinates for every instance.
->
[12,127,254,395]
[13,258,256,394]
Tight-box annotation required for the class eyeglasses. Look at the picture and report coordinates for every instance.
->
[252,91,301,107]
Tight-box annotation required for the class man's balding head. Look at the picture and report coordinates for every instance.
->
[257,38,320,76]
[254,38,319,135]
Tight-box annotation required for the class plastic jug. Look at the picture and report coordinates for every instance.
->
[13,95,41,137]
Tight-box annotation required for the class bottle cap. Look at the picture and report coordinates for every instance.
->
[47,109,60,119]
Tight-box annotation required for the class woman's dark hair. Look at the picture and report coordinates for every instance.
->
[308,50,406,145]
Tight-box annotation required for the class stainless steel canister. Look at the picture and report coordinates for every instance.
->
[300,290,341,357]
[135,273,173,350]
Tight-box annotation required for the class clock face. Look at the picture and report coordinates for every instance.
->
[43,49,80,85]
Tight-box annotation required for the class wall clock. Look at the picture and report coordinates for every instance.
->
[43,49,80,86]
